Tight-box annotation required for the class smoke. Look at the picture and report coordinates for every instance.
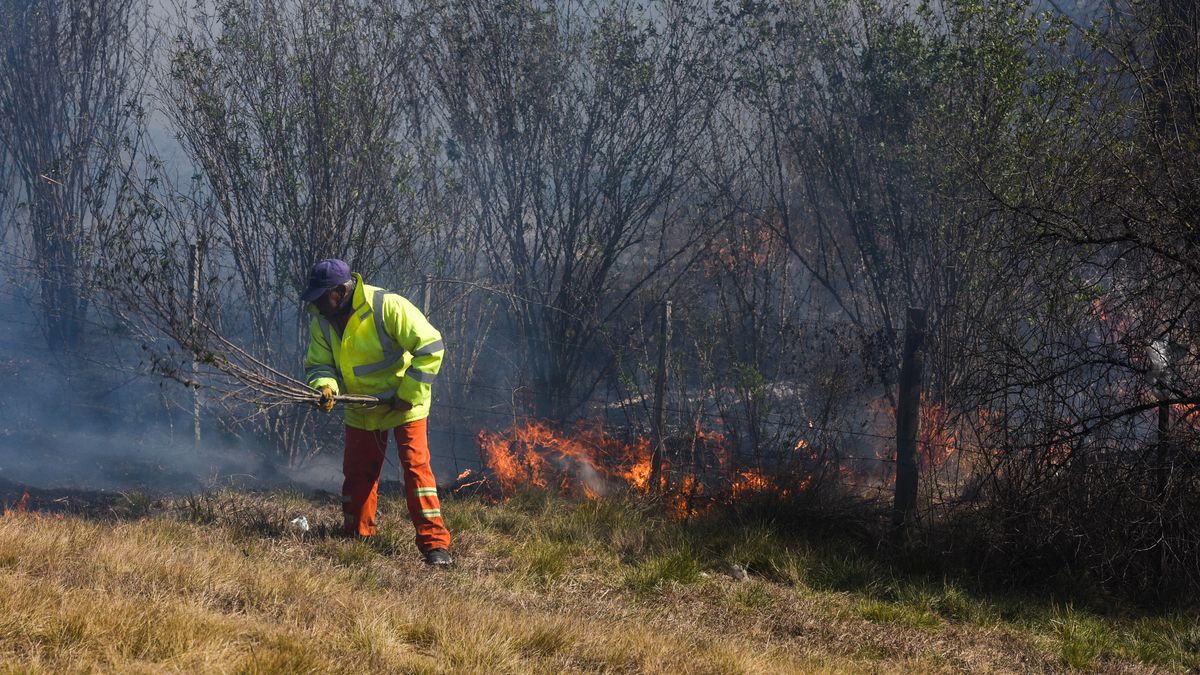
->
[0,296,347,495]
[0,424,343,494]
[552,453,608,498]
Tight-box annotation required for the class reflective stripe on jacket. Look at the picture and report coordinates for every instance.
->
[304,273,445,430]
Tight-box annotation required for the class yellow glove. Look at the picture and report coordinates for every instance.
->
[317,385,335,413]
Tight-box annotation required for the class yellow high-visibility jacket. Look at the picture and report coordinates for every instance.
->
[304,273,445,430]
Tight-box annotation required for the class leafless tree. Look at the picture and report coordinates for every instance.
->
[162,0,430,337]
[68,0,1200,599]
[0,0,149,351]
[148,0,436,460]
[956,0,1200,595]
[0,151,10,244]
[423,0,723,420]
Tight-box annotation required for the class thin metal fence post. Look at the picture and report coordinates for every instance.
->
[650,300,672,494]
[188,243,202,450]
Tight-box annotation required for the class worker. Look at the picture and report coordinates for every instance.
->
[301,258,452,566]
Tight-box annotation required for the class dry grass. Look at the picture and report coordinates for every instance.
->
[0,489,1194,673]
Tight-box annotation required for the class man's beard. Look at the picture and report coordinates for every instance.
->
[321,284,355,320]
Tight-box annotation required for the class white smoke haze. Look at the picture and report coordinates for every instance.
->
[0,300,357,496]
[0,425,343,494]
[549,453,608,498]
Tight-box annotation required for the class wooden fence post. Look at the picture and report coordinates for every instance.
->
[649,300,672,494]
[892,307,926,539]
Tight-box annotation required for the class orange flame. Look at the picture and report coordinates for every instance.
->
[3,490,30,519]
[919,398,958,470]
[451,468,488,494]
[730,469,777,500]
[666,474,703,519]
[1170,403,1200,434]
[477,421,652,499]
[475,420,804,518]
[1090,296,1130,341]
[865,394,959,471]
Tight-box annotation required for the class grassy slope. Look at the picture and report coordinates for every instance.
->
[0,489,1195,673]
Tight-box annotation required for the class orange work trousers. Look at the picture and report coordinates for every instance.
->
[342,418,451,552]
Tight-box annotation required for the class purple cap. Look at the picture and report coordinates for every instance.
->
[301,258,352,302]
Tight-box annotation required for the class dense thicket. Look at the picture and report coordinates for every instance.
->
[1,0,1198,602]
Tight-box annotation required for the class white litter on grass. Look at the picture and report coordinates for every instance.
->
[290,516,310,532]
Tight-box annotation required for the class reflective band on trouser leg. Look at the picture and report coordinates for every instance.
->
[394,418,451,553]
[416,486,441,519]
[343,426,389,537]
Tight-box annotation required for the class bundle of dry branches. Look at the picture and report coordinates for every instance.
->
[107,242,384,418]
[182,320,384,409]
[133,295,381,412]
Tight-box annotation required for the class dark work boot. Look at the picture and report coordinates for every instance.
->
[423,548,453,566]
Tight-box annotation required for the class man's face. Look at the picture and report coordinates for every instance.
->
[313,284,348,318]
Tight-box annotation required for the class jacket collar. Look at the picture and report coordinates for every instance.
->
[348,272,367,313]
